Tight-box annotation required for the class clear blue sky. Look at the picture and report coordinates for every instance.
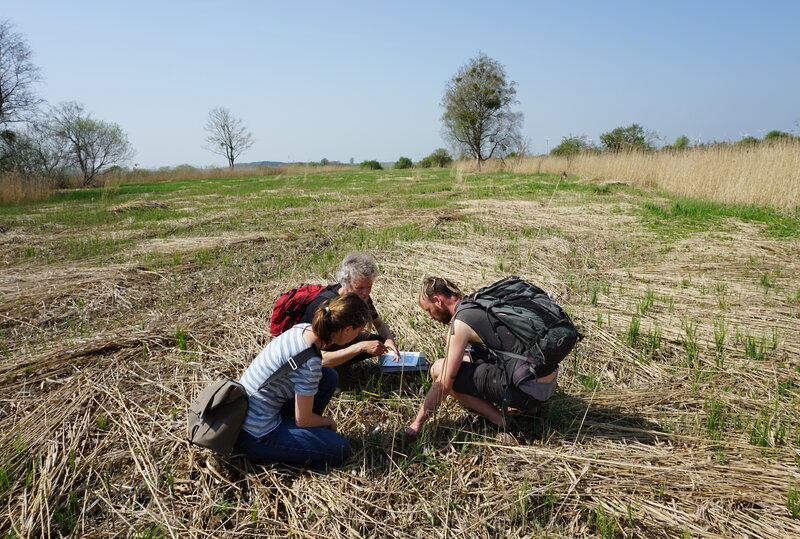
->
[5,1,799,168]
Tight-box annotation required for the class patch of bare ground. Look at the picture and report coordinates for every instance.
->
[1,178,799,537]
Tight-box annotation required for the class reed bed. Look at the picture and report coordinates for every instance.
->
[1,169,798,537]
[0,170,55,203]
[457,141,800,210]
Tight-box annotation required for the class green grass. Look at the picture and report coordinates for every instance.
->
[639,197,799,237]
[789,487,800,519]
[626,316,641,347]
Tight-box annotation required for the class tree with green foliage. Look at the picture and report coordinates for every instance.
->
[441,53,523,169]
[359,160,382,170]
[550,135,590,157]
[599,124,655,152]
[395,156,412,169]
[48,101,135,186]
[428,148,453,168]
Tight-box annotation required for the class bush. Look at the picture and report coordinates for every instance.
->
[672,135,690,150]
[416,157,432,168]
[736,136,760,147]
[427,148,453,168]
[764,130,794,142]
[599,124,655,152]
[395,157,412,169]
[550,135,590,157]
[359,160,383,170]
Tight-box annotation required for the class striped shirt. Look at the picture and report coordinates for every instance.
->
[239,324,322,437]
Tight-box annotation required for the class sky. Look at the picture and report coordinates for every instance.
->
[4,0,799,169]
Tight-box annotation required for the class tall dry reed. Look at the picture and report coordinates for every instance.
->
[0,171,55,203]
[457,141,800,210]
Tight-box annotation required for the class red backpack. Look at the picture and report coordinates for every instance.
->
[269,284,333,336]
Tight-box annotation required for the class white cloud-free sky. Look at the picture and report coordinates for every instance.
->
[4,0,799,168]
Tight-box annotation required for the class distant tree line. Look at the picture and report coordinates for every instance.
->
[549,125,799,158]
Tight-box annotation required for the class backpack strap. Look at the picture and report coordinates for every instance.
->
[255,345,320,392]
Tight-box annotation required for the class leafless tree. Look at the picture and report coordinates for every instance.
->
[48,101,135,186]
[203,107,254,168]
[0,19,43,126]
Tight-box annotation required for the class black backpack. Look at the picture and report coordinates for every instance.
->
[456,276,582,388]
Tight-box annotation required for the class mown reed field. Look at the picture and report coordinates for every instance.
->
[0,164,360,203]
[94,164,359,187]
[0,168,798,537]
[458,141,800,210]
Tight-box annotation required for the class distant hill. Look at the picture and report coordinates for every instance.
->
[235,161,286,167]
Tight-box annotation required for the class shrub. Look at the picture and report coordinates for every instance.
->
[551,135,590,157]
[599,124,655,152]
[395,157,412,169]
[359,160,383,170]
[736,136,760,147]
[764,130,794,142]
[672,135,691,150]
[416,157,433,168]
[427,148,453,168]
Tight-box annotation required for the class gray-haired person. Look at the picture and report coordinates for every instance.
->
[299,252,400,368]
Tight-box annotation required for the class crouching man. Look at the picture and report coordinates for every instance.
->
[406,277,561,439]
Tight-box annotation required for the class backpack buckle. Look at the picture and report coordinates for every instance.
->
[288,357,298,370]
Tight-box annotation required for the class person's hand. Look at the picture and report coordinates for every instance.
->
[405,423,420,440]
[360,340,387,357]
[384,338,401,361]
[325,417,338,432]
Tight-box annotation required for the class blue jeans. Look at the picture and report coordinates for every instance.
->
[234,367,352,468]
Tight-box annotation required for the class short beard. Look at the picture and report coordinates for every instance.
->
[433,306,452,324]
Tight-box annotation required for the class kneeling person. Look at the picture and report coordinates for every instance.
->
[235,293,370,467]
[406,277,561,439]
[300,251,400,368]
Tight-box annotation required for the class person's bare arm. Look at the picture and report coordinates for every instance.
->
[405,320,476,438]
[374,316,400,359]
[294,394,336,430]
[320,339,387,367]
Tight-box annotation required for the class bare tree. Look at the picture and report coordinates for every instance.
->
[48,101,135,186]
[0,19,43,126]
[203,107,254,168]
[1,118,72,179]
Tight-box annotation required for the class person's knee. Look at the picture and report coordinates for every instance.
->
[430,358,446,380]
[321,366,338,386]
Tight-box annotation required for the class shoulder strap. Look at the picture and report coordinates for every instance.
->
[256,345,320,392]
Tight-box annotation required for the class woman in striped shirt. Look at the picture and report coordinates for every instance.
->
[234,293,370,467]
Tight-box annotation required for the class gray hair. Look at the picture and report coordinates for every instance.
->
[336,251,379,286]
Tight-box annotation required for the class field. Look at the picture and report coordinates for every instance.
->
[1,168,799,537]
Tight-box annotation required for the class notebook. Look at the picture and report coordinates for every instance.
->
[378,351,428,373]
